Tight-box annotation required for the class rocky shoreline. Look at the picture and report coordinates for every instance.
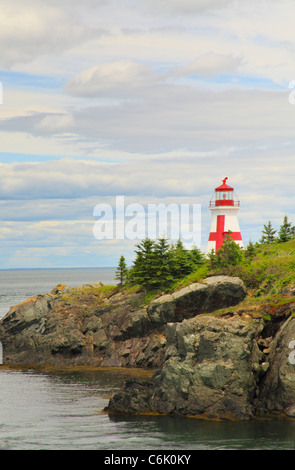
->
[1,275,295,421]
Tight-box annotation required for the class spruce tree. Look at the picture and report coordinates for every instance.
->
[216,232,244,267]
[129,237,156,288]
[207,248,218,270]
[151,237,174,289]
[260,221,277,244]
[245,240,256,260]
[171,239,194,279]
[115,255,128,286]
[190,244,205,267]
[278,215,294,243]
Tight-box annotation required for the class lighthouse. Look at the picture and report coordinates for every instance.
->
[206,177,243,254]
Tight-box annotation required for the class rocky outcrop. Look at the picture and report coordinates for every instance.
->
[0,284,166,368]
[108,314,265,420]
[108,299,295,420]
[0,276,246,369]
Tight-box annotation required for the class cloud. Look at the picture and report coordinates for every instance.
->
[0,0,105,68]
[0,219,93,246]
[172,53,244,78]
[4,85,292,155]
[0,153,294,207]
[64,60,161,98]
[141,0,233,15]
[64,53,244,101]
[35,113,76,134]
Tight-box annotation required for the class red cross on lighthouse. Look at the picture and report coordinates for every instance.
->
[208,215,242,251]
[207,178,243,253]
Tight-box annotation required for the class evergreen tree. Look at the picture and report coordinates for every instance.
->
[151,237,174,288]
[260,221,277,244]
[216,232,244,267]
[129,237,156,288]
[277,215,295,243]
[115,255,128,285]
[190,244,205,267]
[207,248,218,270]
[170,239,194,279]
[245,240,256,260]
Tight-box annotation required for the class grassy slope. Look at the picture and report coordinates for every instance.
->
[119,239,295,315]
[170,239,295,314]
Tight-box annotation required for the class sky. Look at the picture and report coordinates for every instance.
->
[0,0,295,269]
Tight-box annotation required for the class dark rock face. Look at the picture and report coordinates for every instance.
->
[0,285,166,368]
[258,313,295,413]
[108,314,265,421]
[108,299,295,421]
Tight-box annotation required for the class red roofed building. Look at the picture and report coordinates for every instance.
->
[207,177,243,254]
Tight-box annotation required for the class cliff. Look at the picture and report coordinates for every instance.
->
[0,283,165,369]
[1,275,295,420]
[0,276,245,369]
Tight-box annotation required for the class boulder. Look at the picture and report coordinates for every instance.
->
[147,276,247,324]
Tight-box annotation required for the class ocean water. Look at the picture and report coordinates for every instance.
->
[0,268,295,450]
[1,367,295,451]
[0,267,116,319]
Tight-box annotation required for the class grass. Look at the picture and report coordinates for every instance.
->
[169,264,209,291]
[55,283,118,308]
[223,239,295,296]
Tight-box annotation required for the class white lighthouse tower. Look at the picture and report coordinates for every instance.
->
[206,177,243,254]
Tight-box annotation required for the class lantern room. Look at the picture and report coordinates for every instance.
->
[209,177,240,207]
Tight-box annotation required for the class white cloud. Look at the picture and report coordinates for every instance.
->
[0,0,104,68]
[140,0,233,15]
[172,53,244,78]
[0,154,293,206]
[35,113,75,134]
[64,60,160,98]
[64,53,244,101]
[6,86,291,155]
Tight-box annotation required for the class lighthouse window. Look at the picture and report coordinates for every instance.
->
[216,191,233,200]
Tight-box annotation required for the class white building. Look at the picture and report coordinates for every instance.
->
[207,177,243,254]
